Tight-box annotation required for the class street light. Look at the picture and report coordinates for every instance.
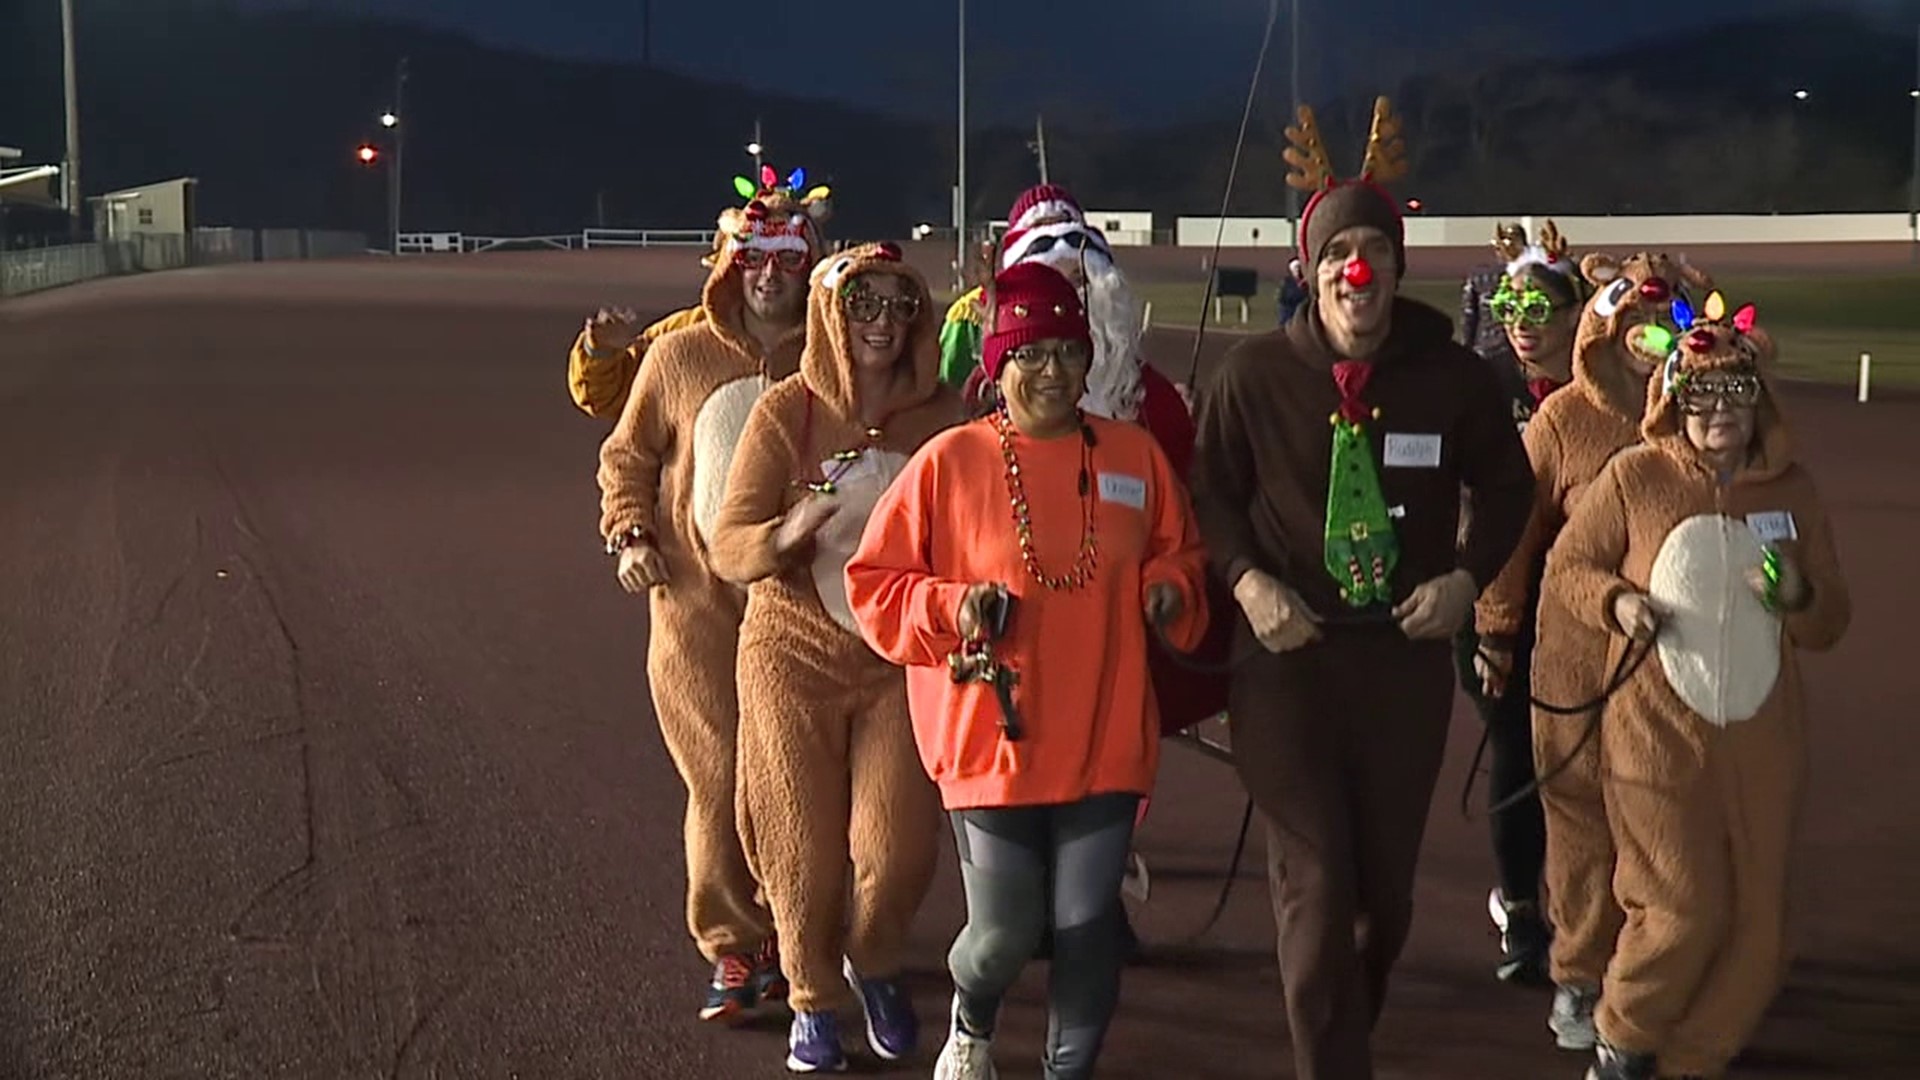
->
[381,112,398,128]
[1793,88,1810,100]
[747,118,763,172]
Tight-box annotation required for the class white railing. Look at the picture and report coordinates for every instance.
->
[396,228,718,255]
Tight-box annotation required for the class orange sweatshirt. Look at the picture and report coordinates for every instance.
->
[844,414,1211,811]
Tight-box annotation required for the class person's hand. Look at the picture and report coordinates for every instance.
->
[1144,582,1183,627]
[1233,569,1322,653]
[1394,569,1478,640]
[772,494,841,556]
[1474,643,1512,699]
[585,307,643,355]
[1746,548,1808,611]
[616,542,669,593]
[1611,591,1664,642]
[956,583,1007,641]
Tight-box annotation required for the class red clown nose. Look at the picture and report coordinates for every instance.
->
[1342,258,1375,288]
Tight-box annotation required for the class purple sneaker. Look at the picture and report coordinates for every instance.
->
[785,1009,846,1073]
[843,956,920,1061]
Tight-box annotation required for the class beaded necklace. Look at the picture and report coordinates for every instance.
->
[992,407,1099,591]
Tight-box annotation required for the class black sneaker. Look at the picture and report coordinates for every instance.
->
[1488,887,1552,985]
[1585,1040,1655,1080]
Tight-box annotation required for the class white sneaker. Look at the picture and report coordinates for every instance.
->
[1550,983,1600,1050]
[932,995,997,1080]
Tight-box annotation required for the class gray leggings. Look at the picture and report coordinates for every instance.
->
[948,792,1140,1080]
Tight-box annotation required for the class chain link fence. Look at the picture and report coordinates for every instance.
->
[0,228,371,298]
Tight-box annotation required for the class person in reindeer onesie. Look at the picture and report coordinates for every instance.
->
[595,170,828,1024]
[1544,297,1850,1080]
[1472,248,1716,1048]
[705,241,964,1073]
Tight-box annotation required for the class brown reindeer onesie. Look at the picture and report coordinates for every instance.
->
[706,242,963,1018]
[595,190,822,986]
[1545,308,1850,1079]
[1475,251,1714,997]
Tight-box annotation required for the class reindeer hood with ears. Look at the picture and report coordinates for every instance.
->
[1640,293,1795,480]
[1491,219,1583,290]
[699,164,833,341]
[1570,251,1715,420]
[803,242,944,422]
[1285,97,1411,277]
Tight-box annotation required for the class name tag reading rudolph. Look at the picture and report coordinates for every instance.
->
[1098,472,1147,510]
[1746,510,1798,543]
[1382,433,1443,468]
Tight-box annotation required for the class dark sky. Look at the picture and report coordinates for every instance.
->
[241,0,1917,124]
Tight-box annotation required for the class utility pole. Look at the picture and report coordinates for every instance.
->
[1288,0,1303,237]
[1910,21,1919,261]
[641,0,652,67]
[751,117,763,172]
[390,56,408,255]
[956,0,968,293]
[60,0,82,232]
[1030,114,1050,184]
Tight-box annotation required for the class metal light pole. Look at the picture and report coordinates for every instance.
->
[383,58,408,254]
[1287,0,1302,237]
[749,118,763,172]
[956,0,968,292]
[1909,23,1919,261]
[60,0,82,231]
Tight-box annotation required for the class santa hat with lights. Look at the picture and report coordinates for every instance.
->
[1284,97,1411,286]
[709,163,834,268]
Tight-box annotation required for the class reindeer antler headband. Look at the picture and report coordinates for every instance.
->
[1283,97,1410,192]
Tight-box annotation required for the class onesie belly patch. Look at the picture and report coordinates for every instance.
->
[1647,513,1781,726]
[691,374,772,549]
[810,448,910,638]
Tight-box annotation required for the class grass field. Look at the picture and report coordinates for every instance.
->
[1123,273,1920,388]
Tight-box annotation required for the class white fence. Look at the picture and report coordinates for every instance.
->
[1175,212,1920,248]
[397,228,716,254]
[0,243,108,296]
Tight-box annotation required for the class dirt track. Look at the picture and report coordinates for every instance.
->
[1,249,1916,1079]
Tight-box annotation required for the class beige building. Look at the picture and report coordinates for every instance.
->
[90,177,197,242]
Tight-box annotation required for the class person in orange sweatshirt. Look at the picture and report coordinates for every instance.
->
[1472,249,1715,1047]
[1543,299,1850,1080]
[595,175,827,1024]
[704,240,962,1074]
[845,260,1210,1080]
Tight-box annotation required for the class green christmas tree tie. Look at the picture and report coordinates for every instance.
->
[1325,360,1399,608]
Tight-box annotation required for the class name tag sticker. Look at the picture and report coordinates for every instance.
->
[1746,510,1798,543]
[1098,472,1147,510]
[1382,433,1443,468]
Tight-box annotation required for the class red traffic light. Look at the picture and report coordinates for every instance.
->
[356,143,379,164]
[1404,197,1424,213]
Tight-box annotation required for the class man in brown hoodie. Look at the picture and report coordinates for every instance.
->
[706,241,962,1073]
[1544,301,1850,1080]
[1472,250,1714,1050]
[596,178,826,1024]
[1189,99,1535,1080]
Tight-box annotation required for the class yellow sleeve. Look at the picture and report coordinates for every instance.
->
[568,330,643,419]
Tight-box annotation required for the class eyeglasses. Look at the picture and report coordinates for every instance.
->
[733,248,808,272]
[1675,372,1762,414]
[1004,341,1091,372]
[845,292,921,324]
[1017,229,1107,259]
[1489,280,1561,329]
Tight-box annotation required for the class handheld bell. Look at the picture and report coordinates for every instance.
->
[1342,258,1375,288]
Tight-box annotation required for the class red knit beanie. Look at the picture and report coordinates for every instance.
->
[981,262,1092,381]
[1006,184,1083,232]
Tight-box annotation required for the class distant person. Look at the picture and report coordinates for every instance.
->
[845,260,1210,1080]
[1188,98,1535,1080]
[1276,257,1308,325]
[1545,303,1849,1080]
[705,242,961,1073]
[1474,250,1714,1052]
[594,173,827,1026]
[937,239,997,389]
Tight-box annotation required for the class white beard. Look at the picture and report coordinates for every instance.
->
[1021,248,1146,421]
